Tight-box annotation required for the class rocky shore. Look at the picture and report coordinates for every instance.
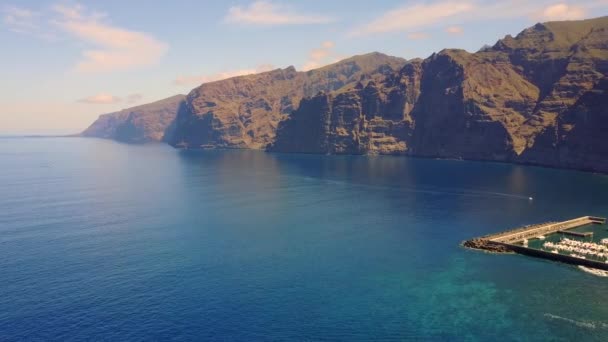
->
[461,239,513,253]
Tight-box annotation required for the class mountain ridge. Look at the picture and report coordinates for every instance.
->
[82,16,608,173]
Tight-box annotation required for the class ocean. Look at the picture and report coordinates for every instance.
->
[1,137,607,341]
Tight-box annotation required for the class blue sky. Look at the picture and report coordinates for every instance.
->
[1,0,607,134]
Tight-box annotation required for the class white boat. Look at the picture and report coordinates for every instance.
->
[539,235,546,240]
[578,266,608,277]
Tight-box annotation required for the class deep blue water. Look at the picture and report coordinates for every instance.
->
[1,137,608,341]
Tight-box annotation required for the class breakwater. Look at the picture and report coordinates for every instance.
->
[463,216,608,269]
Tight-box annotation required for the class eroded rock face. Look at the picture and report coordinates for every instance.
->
[166,53,406,149]
[269,69,418,155]
[82,95,186,143]
[271,16,608,172]
[521,78,608,171]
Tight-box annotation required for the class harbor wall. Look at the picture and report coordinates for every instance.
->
[498,243,608,271]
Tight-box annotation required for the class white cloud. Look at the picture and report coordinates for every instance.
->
[225,1,334,25]
[351,1,474,36]
[76,93,144,104]
[321,41,335,49]
[52,4,168,73]
[1,5,56,40]
[53,3,89,20]
[350,0,607,36]
[77,93,142,104]
[407,32,431,40]
[1,3,167,73]
[540,3,586,21]
[78,93,122,104]
[2,5,37,33]
[174,64,275,86]
[302,41,339,71]
[445,26,464,35]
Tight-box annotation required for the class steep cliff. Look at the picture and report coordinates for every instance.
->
[269,16,608,172]
[83,16,608,173]
[166,53,406,149]
[270,60,421,155]
[82,95,186,143]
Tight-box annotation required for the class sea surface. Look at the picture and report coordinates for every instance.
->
[1,137,608,341]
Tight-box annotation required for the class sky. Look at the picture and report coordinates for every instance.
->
[1,0,607,134]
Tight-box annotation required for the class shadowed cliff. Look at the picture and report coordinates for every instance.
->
[82,95,186,143]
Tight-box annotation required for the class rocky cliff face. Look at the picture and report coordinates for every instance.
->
[166,53,405,149]
[83,16,608,173]
[82,95,185,143]
[269,16,608,172]
[269,62,420,155]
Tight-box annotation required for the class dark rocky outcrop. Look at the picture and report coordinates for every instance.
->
[462,239,512,253]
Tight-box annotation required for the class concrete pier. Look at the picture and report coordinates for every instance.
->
[559,230,593,238]
[489,216,605,244]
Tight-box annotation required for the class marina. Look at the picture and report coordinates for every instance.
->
[463,216,608,270]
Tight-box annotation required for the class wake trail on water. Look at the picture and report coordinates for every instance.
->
[413,185,532,201]
[544,313,608,330]
[316,178,533,201]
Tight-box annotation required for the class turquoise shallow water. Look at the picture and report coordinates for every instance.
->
[1,137,608,341]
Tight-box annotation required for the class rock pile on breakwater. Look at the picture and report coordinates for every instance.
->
[462,239,512,253]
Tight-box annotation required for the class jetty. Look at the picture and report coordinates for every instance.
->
[463,216,608,270]
[559,230,593,238]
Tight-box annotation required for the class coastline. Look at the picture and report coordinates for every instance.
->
[65,134,608,176]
